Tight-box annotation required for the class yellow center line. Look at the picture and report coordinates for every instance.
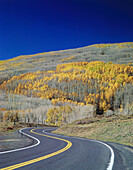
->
[1,128,72,170]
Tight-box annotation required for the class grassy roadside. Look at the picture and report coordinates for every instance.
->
[1,116,133,146]
[0,122,56,133]
[0,122,23,133]
[54,115,133,146]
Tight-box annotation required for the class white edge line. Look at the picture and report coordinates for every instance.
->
[0,128,40,155]
[0,128,115,170]
[90,139,115,170]
[43,129,114,170]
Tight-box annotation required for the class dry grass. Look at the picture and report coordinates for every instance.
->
[0,121,55,134]
[54,116,133,146]
[0,122,23,133]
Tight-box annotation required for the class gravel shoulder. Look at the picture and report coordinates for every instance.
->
[0,123,56,152]
[0,129,33,152]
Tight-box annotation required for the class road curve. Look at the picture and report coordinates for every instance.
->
[0,128,114,170]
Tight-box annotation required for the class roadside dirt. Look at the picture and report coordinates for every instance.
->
[0,129,33,152]
[55,116,133,146]
[0,122,56,152]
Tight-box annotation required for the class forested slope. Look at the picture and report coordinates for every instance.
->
[0,42,133,85]
[0,42,133,125]
[0,61,133,124]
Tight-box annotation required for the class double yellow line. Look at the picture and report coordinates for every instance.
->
[1,129,72,170]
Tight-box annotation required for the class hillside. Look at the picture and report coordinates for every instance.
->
[0,42,133,126]
[55,115,133,146]
[0,42,133,84]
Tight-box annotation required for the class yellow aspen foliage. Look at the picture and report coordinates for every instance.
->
[96,94,100,100]
[45,105,72,126]
[102,100,108,111]
[1,61,133,114]
[3,111,10,121]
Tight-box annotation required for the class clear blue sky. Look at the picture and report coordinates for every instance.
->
[0,0,133,60]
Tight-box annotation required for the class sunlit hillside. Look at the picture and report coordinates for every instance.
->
[0,42,133,85]
[0,42,133,126]
[0,61,133,125]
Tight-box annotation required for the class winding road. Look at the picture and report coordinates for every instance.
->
[0,128,132,170]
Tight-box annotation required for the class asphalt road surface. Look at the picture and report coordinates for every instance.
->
[0,128,132,170]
